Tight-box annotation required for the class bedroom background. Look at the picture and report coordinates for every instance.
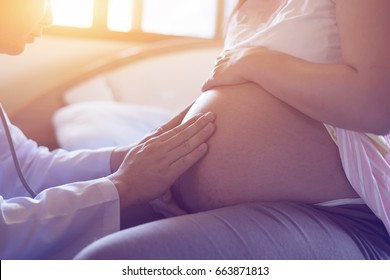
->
[0,0,234,149]
[0,0,236,115]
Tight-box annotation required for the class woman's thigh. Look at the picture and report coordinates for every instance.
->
[173,83,358,212]
[120,203,164,229]
[74,202,390,260]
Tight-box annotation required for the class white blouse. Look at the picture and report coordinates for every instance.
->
[225,0,341,63]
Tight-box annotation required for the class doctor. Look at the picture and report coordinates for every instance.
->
[0,0,216,259]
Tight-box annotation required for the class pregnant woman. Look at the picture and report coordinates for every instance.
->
[76,0,390,259]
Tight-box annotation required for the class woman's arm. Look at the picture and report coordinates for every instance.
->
[203,0,390,135]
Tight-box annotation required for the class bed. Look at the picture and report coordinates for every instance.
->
[10,38,223,150]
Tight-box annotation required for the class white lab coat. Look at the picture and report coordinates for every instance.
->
[0,109,120,259]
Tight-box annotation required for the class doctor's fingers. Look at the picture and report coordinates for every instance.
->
[130,113,215,177]
[165,119,215,165]
[164,121,215,177]
[151,112,215,146]
[146,112,215,166]
[141,108,200,144]
[133,112,215,161]
[158,103,194,132]
[165,112,215,152]
[167,142,209,178]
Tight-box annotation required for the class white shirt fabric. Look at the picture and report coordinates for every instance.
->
[0,107,120,259]
[225,0,341,64]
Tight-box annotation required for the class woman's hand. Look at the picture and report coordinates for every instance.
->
[202,47,262,91]
[108,112,216,210]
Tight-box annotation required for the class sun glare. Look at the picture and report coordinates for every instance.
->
[107,0,133,32]
[142,0,218,38]
[49,0,224,38]
[51,0,94,28]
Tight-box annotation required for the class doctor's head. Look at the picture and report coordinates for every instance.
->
[0,0,52,55]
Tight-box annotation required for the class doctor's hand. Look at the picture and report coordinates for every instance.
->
[108,112,216,210]
[109,103,193,172]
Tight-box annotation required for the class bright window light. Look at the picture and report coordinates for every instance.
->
[142,0,218,38]
[108,0,133,32]
[51,0,94,28]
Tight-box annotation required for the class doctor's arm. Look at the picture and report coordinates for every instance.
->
[16,104,198,194]
[203,0,390,135]
[0,178,119,259]
[0,111,215,259]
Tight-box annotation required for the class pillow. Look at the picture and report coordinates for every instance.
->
[53,101,173,150]
[63,76,115,104]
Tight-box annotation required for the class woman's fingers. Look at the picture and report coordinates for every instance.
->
[202,77,215,92]
[202,57,228,91]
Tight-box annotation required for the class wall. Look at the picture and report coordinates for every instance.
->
[0,36,132,115]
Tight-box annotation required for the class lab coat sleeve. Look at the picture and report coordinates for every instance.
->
[0,177,120,260]
[6,121,115,196]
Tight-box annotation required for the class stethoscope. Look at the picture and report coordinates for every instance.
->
[0,104,37,197]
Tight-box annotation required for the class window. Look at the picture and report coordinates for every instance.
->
[107,0,133,32]
[51,0,94,28]
[141,0,218,38]
[47,0,237,41]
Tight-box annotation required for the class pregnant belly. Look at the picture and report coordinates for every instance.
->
[172,83,357,213]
